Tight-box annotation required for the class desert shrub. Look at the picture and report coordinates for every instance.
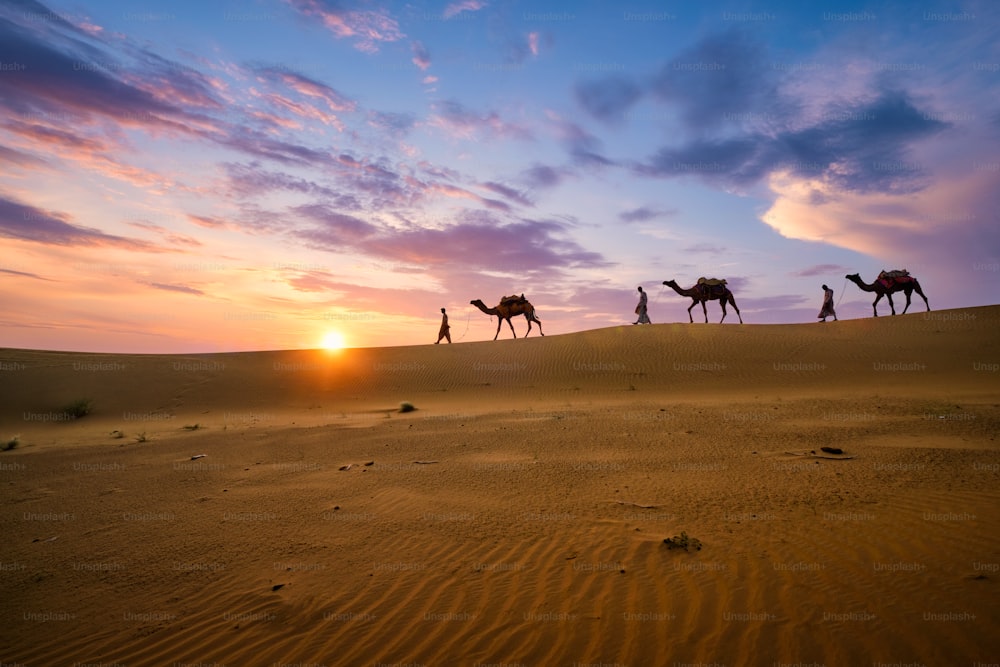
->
[63,398,92,419]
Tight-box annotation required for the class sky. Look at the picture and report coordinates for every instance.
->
[1,0,998,352]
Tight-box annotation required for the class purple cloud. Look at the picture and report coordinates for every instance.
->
[620,206,676,223]
[637,90,946,193]
[480,182,533,207]
[650,28,785,132]
[0,193,167,251]
[520,164,565,189]
[792,264,853,278]
[429,100,533,142]
[411,41,432,71]
[575,76,642,124]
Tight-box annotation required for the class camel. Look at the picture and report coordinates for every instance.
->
[846,270,929,316]
[662,278,743,323]
[470,295,544,340]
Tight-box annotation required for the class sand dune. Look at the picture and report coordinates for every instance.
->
[1,307,998,665]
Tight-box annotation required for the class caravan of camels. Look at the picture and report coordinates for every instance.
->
[469,271,929,339]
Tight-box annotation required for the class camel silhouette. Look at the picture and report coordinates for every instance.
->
[663,278,743,323]
[846,271,929,316]
[470,296,544,340]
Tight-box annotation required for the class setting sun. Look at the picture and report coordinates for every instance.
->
[320,330,346,351]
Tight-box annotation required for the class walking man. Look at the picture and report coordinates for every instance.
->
[634,286,651,324]
[435,307,452,343]
[818,284,837,322]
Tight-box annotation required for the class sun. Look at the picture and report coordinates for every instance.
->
[320,330,346,351]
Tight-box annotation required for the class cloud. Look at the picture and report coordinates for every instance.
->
[428,100,533,142]
[290,206,607,274]
[0,144,48,169]
[650,28,783,132]
[443,0,487,19]
[683,243,727,255]
[142,281,205,296]
[636,90,947,193]
[261,68,356,112]
[0,267,52,280]
[284,0,404,52]
[367,110,416,138]
[224,162,341,199]
[0,193,166,251]
[127,221,203,247]
[520,164,565,190]
[619,206,676,223]
[574,75,642,124]
[411,41,431,71]
[543,110,614,168]
[0,12,212,135]
[791,264,853,278]
[361,216,608,272]
[479,181,533,207]
[292,204,379,246]
[528,32,540,57]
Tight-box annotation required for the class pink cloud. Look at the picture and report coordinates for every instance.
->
[259,69,356,112]
[443,0,487,19]
[528,32,539,57]
[285,0,404,53]
[427,100,533,142]
[411,41,431,71]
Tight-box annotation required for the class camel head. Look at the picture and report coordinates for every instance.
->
[845,273,860,281]
[663,279,678,287]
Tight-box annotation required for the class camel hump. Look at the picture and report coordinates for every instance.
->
[500,294,528,306]
[879,269,909,279]
[697,277,727,286]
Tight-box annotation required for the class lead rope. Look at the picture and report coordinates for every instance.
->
[454,306,474,341]
[836,277,850,306]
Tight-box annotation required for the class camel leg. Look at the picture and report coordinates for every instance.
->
[701,300,709,323]
[729,296,743,324]
[686,301,696,324]
[901,288,913,314]
[494,318,502,340]
[533,315,544,336]
[871,293,884,317]
[524,316,533,338]
[885,293,896,316]
[719,299,727,323]
[914,283,930,311]
[507,318,517,338]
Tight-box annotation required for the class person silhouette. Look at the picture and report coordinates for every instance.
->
[818,284,837,322]
[634,286,651,324]
[435,307,452,343]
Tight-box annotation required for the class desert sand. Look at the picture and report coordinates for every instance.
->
[1,307,998,666]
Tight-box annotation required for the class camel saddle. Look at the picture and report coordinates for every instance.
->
[500,294,527,306]
[878,269,912,287]
[696,277,727,286]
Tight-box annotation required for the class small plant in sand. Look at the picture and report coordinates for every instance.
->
[110,430,125,439]
[134,432,148,443]
[2,436,19,451]
[663,531,702,551]
[398,401,416,413]
[63,398,92,419]
[183,424,201,431]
